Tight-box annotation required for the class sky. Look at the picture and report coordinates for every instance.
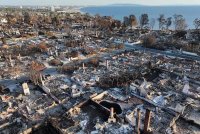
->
[0,0,200,6]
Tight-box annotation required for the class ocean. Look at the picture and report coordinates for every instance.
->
[81,5,200,29]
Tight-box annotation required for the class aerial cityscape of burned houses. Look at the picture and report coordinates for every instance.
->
[0,6,200,134]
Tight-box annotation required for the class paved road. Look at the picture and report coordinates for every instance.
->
[125,44,200,61]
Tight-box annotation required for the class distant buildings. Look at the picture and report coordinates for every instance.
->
[51,6,55,12]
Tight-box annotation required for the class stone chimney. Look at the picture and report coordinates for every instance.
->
[108,107,116,123]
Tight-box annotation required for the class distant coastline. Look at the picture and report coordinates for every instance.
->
[81,5,200,29]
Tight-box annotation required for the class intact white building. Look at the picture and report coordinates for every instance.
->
[51,6,55,12]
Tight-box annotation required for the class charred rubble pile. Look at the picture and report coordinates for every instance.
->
[0,8,200,134]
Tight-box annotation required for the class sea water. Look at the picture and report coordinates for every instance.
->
[81,5,200,29]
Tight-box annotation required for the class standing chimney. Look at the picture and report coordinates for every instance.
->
[144,109,152,134]
[83,63,85,73]
[106,60,109,69]
[136,109,141,134]
[110,107,114,118]
[9,54,13,67]
[108,107,116,123]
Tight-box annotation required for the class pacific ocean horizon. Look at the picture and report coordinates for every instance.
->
[81,5,200,29]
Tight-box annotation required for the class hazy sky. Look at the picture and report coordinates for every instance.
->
[1,0,200,6]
